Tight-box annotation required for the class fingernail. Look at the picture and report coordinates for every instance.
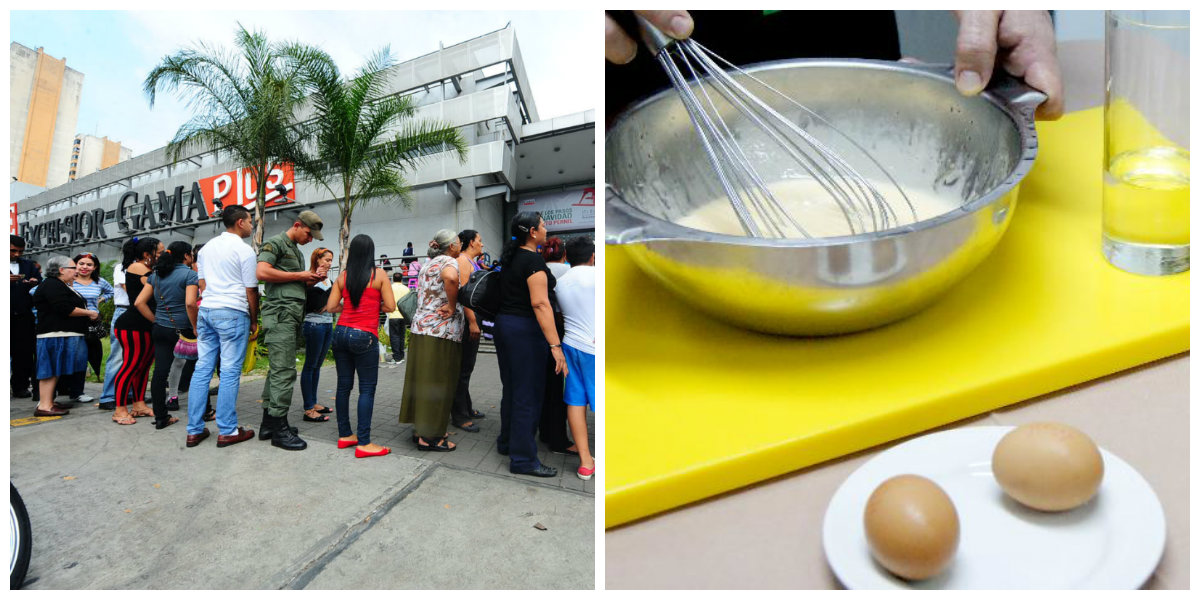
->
[956,70,983,95]
[669,15,693,38]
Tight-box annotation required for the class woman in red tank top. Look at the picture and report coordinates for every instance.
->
[325,235,396,458]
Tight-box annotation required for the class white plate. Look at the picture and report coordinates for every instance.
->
[822,427,1166,589]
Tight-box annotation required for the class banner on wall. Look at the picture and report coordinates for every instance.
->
[197,163,295,215]
[518,187,594,232]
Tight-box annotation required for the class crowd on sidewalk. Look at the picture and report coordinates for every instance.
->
[9,208,596,480]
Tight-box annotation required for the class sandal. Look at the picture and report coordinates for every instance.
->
[314,405,333,414]
[469,409,486,420]
[155,416,180,430]
[203,407,216,422]
[303,411,329,422]
[112,415,137,425]
[416,436,456,452]
[130,409,154,418]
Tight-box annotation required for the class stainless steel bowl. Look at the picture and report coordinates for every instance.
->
[606,59,1046,335]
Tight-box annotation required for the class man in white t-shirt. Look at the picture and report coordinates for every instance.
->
[185,205,260,448]
[555,236,596,480]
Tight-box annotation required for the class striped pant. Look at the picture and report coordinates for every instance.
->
[113,329,154,407]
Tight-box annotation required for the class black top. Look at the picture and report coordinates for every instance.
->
[499,249,555,319]
[10,258,41,315]
[305,281,332,314]
[115,269,155,332]
[605,10,901,122]
[32,277,89,335]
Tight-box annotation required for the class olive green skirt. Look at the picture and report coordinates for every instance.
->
[399,333,463,438]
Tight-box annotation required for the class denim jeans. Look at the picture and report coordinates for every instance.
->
[99,306,127,403]
[300,321,334,410]
[331,326,379,446]
[187,307,250,436]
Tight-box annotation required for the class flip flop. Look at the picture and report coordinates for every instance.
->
[130,410,154,418]
[155,416,180,430]
[203,408,216,422]
[314,406,333,414]
[303,412,329,422]
[112,416,137,425]
[469,409,486,419]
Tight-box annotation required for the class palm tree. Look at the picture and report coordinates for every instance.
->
[303,47,468,269]
[144,24,329,249]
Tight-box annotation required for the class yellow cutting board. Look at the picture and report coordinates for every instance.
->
[604,107,1190,528]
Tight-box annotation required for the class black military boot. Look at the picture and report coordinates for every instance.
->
[258,408,298,441]
[271,414,307,451]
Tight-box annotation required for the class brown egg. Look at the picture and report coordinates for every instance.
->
[863,474,960,580]
[992,422,1105,511]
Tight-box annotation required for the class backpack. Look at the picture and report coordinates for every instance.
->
[459,268,500,319]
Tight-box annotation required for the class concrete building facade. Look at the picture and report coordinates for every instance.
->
[70,134,133,181]
[10,42,84,189]
[14,26,594,271]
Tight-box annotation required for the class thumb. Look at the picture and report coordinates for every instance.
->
[953,10,1002,96]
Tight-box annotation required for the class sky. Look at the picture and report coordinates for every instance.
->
[9,10,596,157]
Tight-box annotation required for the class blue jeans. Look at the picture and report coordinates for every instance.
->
[187,308,250,436]
[300,321,333,410]
[331,326,379,446]
[99,306,127,403]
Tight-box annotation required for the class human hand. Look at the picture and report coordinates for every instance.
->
[436,303,453,318]
[605,10,694,64]
[249,323,259,340]
[953,10,1063,120]
[88,310,100,321]
[469,322,481,341]
[10,273,21,283]
[551,346,568,376]
[301,271,323,284]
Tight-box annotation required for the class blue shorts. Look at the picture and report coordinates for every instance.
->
[36,336,88,379]
[562,344,595,412]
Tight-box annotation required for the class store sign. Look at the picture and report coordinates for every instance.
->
[16,163,295,250]
[9,200,17,236]
[518,187,595,232]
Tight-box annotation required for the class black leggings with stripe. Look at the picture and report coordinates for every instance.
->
[113,328,154,412]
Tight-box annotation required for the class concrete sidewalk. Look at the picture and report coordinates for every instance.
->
[9,353,596,589]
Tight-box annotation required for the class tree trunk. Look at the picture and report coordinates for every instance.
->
[252,164,268,251]
[339,208,352,273]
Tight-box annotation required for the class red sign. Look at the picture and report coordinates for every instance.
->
[9,201,18,235]
[197,163,295,215]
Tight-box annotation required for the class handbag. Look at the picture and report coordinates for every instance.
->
[459,267,500,319]
[398,289,419,322]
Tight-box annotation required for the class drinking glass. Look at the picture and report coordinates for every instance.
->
[1103,10,1190,275]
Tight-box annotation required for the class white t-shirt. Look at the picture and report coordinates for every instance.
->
[555,265,595,355]
[111,262,129,306]
[196,231,258,314]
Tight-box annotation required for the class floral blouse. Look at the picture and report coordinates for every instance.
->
[410,255,463,342]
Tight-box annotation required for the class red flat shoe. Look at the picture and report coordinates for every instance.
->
[577,464,596,481]
[355,446,391,458]
[337,439,358,449]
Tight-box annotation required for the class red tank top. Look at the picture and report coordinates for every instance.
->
[338,271,382,336]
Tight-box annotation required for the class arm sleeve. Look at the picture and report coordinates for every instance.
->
[240,248,259,288]
[100,279,114,301]
[257,241,280,268]
[186,270,200,287]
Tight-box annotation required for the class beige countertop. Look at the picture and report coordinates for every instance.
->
[605,39,1190,590]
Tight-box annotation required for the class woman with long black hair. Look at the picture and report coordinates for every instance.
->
[325,235,396,458]
[493,212,567,477]
[136,240,198,429]
[111,237,162,425]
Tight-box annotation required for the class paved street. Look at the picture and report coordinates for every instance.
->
[9,352,595,589]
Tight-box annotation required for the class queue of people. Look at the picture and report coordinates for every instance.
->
[9,211,596,478]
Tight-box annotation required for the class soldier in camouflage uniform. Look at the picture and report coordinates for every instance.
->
[256,210,326,450]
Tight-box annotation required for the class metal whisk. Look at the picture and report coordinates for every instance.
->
[638,18,916,238]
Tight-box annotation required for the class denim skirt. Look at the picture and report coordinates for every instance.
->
[36,335,88,379]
